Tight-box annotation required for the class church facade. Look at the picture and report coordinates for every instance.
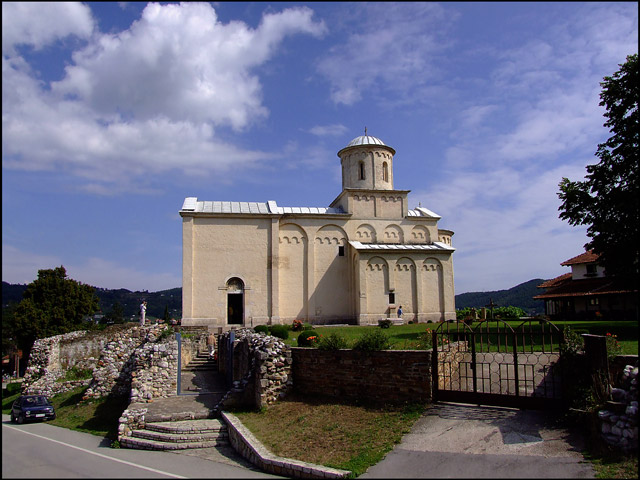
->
[180,133,456,329]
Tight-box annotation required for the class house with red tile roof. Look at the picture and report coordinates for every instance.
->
[534,250,637,321]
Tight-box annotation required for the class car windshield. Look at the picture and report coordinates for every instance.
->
[25,396,49,406]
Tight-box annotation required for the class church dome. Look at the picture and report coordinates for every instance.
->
[345,134,387,148]
[338,131,396,157]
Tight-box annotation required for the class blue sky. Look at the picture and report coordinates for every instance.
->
[2,2,638,295]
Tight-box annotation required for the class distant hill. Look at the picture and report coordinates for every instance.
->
[455,278,547,315]
[4,278,547,319]
[2,281,181,320]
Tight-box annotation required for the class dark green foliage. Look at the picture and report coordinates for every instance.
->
[8,267,100,366]
[454,279,546,315]
[456,305,526,320]
[297,330,320,347]
[4,382,22,396]
[163,305,171,322]
[102,301,125,324]
[353,330,391,351]
[268,324,289,340]
[59,366,93,382]
[254,325,270,334]
[157,326,174,341]
[317,333,350,350]
[558,54,639,286]
[378,319,392,328]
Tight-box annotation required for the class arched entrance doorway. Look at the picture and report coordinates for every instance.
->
[226,278,244,325]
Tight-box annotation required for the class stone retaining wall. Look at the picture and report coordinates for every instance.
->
[291,348,432,405]
[22,330,97,397]
[217,329,292,409]
[83,324,166,399]
[130,336,179,403]
[223,412,350,479]
[597,359,638,453]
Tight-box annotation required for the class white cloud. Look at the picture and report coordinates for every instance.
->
[2,245,63,285]
[308,124,348,137]
[2,3,325,192]
[2,244,180,291]
[51,3,325,128]
[317,3,453,105]
[2,2,94,54]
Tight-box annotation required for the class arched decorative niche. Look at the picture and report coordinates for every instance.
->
[355,223,377,243]
[383,224,404,244]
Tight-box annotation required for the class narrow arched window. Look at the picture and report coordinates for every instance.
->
[383,162,389,182]
[359,161,365,180]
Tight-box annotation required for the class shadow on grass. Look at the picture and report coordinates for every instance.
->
[79,394,129,440]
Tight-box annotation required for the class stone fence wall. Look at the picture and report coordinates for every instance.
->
[83,324,166,399]
[129,336,179,403]
[217,329,293,409]
[597,356,638,453]
[22,330,94,397]
[291,348,432,405]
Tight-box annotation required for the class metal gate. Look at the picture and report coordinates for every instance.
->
[432,319,565,409]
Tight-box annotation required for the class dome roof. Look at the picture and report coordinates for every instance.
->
[345,135,387,148]
[338,132,396,156]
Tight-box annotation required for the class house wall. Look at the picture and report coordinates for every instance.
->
[571,263,605,280]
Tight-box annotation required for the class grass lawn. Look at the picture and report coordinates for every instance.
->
[2,384,128,443]
[230,393,428,477]
[284,320,638,355]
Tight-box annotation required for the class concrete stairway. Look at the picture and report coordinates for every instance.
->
[181,352,224,394]
[120,419,229,450]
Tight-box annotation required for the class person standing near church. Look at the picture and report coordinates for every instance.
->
[207,332,217,359]
[398,305,403,318]
[140,300,147,326]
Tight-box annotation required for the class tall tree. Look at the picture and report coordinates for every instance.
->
[558,53,639,286]
[103,301,125,324]
[9,266,100,366]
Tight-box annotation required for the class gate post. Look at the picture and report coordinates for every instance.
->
[175,332,182,395]
[512,330,519,397]
[432,329,439,402]
[227,329,235,387]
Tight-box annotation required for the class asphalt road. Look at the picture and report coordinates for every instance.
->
[360,402,595,478]
[2,414,281,479]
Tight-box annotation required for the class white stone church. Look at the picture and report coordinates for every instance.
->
[180,133,456,329]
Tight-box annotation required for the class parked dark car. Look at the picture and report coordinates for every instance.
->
[11,395,56,424]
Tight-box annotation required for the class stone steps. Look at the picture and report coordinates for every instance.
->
[182,354,217,372]
[121,419,229,451]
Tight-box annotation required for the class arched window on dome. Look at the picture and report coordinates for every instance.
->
[359,161,365,180]
[383,162,389,183]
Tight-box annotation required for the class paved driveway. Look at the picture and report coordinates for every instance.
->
[361,402,594,478]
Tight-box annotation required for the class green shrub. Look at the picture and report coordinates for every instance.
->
[353,329,391,351]
[297,330,320,347]
[291,319,304,331]
[59,366,93,382]
[268,324,289,340]
[378,319,392,328]
[317,333,350,350]
[4,382,22,396]
[254,325,270,334]
[158,326,174,341]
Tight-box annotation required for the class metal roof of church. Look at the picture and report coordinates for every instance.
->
[349,241,455,252]
[407,207,441,219]
[180,198,345,215]
[345,135,387,148]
